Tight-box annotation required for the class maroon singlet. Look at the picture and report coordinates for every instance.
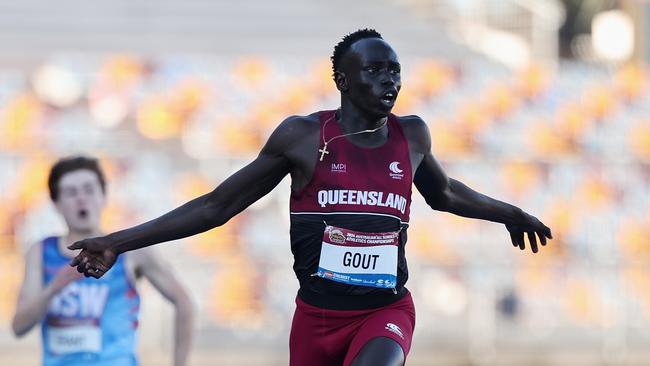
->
[290,110,413,310]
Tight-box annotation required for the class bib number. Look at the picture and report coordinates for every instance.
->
[315,225,398,288]
[47,324,102,355]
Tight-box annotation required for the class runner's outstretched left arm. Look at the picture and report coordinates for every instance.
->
[407,117,552,253]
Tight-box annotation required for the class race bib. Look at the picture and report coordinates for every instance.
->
[47,324,102,355]
[315,225,398,288]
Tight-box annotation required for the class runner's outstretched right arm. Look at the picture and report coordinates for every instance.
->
[69,117,302,278]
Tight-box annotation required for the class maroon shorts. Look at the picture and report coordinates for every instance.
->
[289,291,416,366]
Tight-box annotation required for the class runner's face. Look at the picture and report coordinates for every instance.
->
[54,170,105,234]
[339,38,401,117]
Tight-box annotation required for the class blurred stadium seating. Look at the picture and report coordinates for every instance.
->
[0,53,648,365]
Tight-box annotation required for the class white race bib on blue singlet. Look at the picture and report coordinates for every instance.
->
[47,323,102,355]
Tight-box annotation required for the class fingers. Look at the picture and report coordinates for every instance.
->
[508,225,526,250]
[86,265,107,278]
[70,253,105,278]
[75,256,90,274]
[545,226,553,239]
[91,268,106,278]
[509,230,519,248]
[517,232,525,251]
[527,231,538,253]
[534,221,552,240]
[84,268,105,279]
[509,216,553,254]
[67,240,84,250]
[79,262,107,278]
[538,231,547,247]
[69,254,81,267]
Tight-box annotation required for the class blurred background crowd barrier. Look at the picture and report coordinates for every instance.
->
[1,0,650,365]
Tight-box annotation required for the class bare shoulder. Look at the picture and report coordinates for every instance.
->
[263,112,321,155]
[267,113,320,144]
[18,241,43,288]
[278,112,321,131]
[22,240,44,265]
[25,240,42,257]
[394,114,431,153]
[395,114,429,136]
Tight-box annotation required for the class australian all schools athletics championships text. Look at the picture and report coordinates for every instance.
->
[317,190,407,214]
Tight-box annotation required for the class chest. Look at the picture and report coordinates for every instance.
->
[314,149,411,188]
[287,129,421,193]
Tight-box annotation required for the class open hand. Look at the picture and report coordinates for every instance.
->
[506,212,552,253]
[68,237,118,278]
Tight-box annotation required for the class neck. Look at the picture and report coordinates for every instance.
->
[338,99,388,134]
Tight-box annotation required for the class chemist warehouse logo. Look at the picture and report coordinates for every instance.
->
[389,162,404,180]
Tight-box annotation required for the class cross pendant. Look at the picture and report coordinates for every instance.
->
[319,144,329,161]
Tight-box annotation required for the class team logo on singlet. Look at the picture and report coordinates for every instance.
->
[388,162,404,180]
[385,323,405,339]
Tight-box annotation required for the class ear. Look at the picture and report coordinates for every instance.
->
[333,71,349,92]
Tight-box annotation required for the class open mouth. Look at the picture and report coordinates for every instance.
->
[380,90,397,106]
[78,209,88,219]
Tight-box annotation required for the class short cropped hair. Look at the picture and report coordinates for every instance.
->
[331,28,383,73]
[48,156,106,201]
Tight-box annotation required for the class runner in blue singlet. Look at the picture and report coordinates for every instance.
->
[12,156,195,366]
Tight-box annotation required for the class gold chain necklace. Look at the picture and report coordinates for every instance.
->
[319,112,388,161]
